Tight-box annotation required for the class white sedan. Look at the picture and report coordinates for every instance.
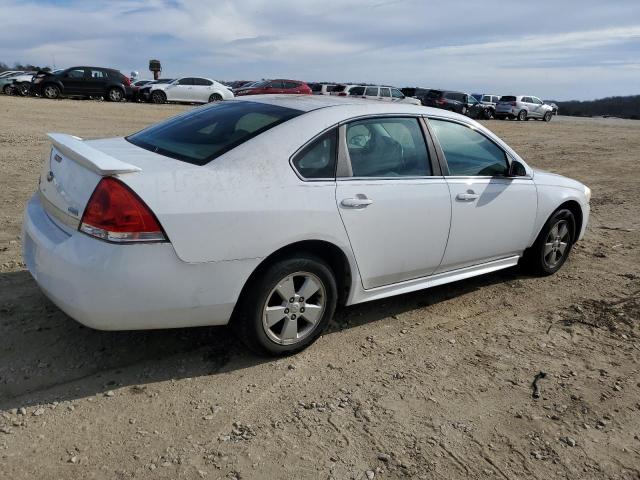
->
[148,76,234,104]
[22,96,590,355]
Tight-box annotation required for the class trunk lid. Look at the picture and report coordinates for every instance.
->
[38,133,142,230]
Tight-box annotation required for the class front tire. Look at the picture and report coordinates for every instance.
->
[17,82,31,96]
[43,84,60,99]
[484,108,494,120]
[543,112,552,122]
[232,254,338,356]
[522,208,576,275]
[151,90,166,104]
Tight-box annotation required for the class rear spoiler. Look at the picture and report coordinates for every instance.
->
[47,133,141,175]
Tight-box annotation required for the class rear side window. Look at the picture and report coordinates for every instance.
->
[365,87,378,96]
[345,117,431,177]
[65,68,85,79]
[292,129,337,179]
[194,78,213,86]
[309,83,321,92]
[429,119,508,176]
[349,86,365,96]
[333,85,347,93]
[127,101,303,165]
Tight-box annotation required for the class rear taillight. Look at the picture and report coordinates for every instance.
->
[436,98,446,105]
[338,92,347,96]
[122,76,131,86]
[510,101,516,106]
[79,177,166,243]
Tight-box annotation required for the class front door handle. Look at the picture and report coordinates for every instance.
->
[456,191,479,201]
[341,195,373,208]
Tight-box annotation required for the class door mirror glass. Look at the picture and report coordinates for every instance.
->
[508,160,527,177]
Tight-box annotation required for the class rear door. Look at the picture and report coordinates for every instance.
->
[193,78,213,102]
[364,86,378,100]
[335,116,451,289]
[268,80,286,94]
[86,68,109,96]
[379,87,391,102]
[427,118,537,271]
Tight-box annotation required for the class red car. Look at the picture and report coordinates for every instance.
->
[234,79,312,96]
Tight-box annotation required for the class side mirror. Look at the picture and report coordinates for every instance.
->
[508,160,527,177]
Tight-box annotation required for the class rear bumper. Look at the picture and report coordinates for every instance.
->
[495,107,516,115]
[22,194,261,331]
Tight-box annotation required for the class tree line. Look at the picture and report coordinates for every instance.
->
[555,95,640,120]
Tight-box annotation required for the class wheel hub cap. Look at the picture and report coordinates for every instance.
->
[543,220,570,268]
[262,272,326,346]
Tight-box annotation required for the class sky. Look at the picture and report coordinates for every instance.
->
[1,0,639,100]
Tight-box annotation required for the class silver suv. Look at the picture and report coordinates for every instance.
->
[495,95,554,121]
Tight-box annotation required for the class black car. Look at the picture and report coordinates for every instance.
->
[400,87,432,103]
[138,78,175,102]
[422,90,485,118]
[31,66,132,101]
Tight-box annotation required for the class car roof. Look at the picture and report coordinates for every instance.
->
[230,94,470,119]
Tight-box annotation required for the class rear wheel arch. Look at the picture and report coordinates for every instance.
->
[233,240,353,317]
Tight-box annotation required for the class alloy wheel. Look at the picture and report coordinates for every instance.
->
[262,271,326,346]
[44,86,58,99]
[109,89,122,102]
[543,220,570,268]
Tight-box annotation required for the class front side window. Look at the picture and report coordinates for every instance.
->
[532,97,543,104]
[429,119,508,176]
[178,78,194,86]
[391,88,404,99]
[467,95,478,104]
[65,68,85,79]
[127,101,303,165]
[345,117,431,177]
[269,80,285,89]
[292,129,337,179]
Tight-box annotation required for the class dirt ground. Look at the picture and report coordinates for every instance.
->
[1,96,639,480]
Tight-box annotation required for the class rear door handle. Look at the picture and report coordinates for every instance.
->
[456,191,479,201]
[341,195,373,208]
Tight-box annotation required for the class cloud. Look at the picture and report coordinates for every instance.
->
[0,0,639,99]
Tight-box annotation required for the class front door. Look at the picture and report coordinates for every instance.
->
[60,68,87,96]
[427,118,537,272]
[336,116,451,289]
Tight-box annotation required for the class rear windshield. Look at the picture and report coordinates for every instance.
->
[126,101,303,165]
[500,96,516,102]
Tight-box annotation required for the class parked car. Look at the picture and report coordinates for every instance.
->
[309,83,338,95]
[471,93,502,119]
[544,101,559,115]
[352,85,421,105]
[31,66,132,101]
[234,79,312,96]
[400,87,432,103]
[11,72,37,96]
[147,77,234,104]
[0,70,24,79]
[137,78,174,102]
[423,90,485,118]
[0,71,27,94]
[330,84,363,97]
[130,79,153,101]
[495,96,554,121]
[23,96,590,355]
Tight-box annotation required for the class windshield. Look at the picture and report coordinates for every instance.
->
[127,101,303,165]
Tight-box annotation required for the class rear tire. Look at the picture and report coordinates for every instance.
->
[2,84,12,95]
[208,93,223,102]
[521,208,576,276]
[484,108,494,120]
[517,110,527,121]
[43,84,60,99]
[151,90,166,104]
[232,254,338,356]
[106,87,124,102]
[17,82,31,96]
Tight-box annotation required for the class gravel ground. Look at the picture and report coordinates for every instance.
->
[1,96,639,480]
